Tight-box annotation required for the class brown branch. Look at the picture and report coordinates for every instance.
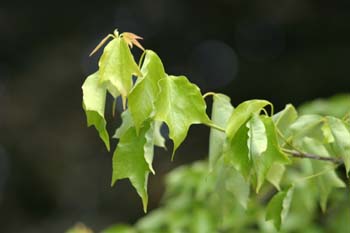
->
[282,148,343,164]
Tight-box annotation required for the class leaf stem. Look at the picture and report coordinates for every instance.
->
[282,148,343,164]
[138,50,147,68]
[203,92,216,99]
[205,123,226,132]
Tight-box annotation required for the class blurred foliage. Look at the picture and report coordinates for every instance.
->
[69,93,350,233]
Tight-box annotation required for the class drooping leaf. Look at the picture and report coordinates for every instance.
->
[289,115,323,144]
[272,104,298,142]
[113,110,134,139]
[266,163,285,191]
[129,50,166,132]
[112,122,152,212]
[224,164,250,209]
[144,122,156,174]
[82,72,110,151]
[223,123,251,179]
[253,116,290,192]
[98,37,142,107]
[154,75,212,157]
[299,93,350,118]
[326,116,350,174]
[209,94,234,171]
[246,113,268,160]
[302,137,345,212]
[226,99,271,140]
[266,185,294,231]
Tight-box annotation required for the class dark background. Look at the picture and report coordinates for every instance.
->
[1,1,350,232]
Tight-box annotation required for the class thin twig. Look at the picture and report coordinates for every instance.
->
[282,148,343,164]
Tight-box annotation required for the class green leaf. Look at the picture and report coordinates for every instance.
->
[190,208,215,233]
[224,164,250,209]
[290,115,323,138]
[326,116,350,174]
[246,114,268,160]
[101,224,136,233]
[266,163,285,191]
[154,75,211,157]
[144,122,156,174]
[226,99,271,139]
[82,72,110,151]
[209,94,234,171]
[153,121,166,148]
[99,37,141,104]
[253,116,290,192]
[129,50,166,132]
[224,123,251,179]
[266,185,294,231]
[273,104,298,141]
[113,110,134,139]
[112,122,152,212]
[302,137,345,211]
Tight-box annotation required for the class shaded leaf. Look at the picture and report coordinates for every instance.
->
[101,224,136,233]
[223,123,251,179]
[153,121,166,148]
[113,110,134,139]
[209,94,234,171]
[82,72,110,151]
[112,122,152,212]
[154,75,211,157]
[66,223,93,233]
[266,163,285,191]
[129,50,166,132]
[273,104,298,142]
[302,137,345,211]
[253,116,290,192]
[266,185,294,231]
[327,116,350,174]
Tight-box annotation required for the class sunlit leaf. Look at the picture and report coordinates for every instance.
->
[266,185,294,231]
[98,37,142,107]
[82,72,110,151]
[209,94,233,171]
[154,75,212,158]
[129,50,166,132]
[226,99,271,140]
[247,113,267,160]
